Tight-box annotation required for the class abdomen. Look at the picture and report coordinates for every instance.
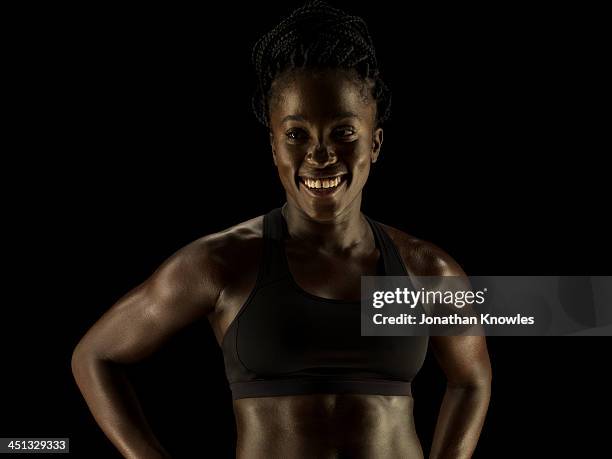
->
[233,393,424,459]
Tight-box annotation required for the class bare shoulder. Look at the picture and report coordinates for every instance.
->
[170,214,264,288]
[377,222,466,277]
[133,214,265,323]
[137,213,265,316]
[72,215,266,364]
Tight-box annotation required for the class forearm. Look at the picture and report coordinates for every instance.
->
[429,382,491,459]
[71,350,171,459]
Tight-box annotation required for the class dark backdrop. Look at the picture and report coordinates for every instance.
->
[3,1,609,457]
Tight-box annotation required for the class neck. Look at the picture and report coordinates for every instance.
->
[282,196,372,254]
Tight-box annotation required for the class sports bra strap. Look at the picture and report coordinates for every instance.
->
[258,205,408,286]
[363,214,409,276]
[257,207,291,285]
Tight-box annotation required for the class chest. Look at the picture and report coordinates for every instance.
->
[284,244,382,301]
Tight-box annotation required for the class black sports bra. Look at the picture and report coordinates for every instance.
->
[221,206,429,400]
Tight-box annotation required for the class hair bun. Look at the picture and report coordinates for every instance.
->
[251,1,391,127]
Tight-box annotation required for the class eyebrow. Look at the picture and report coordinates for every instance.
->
[281,111,360,124]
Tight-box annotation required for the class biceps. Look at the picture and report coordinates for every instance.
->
[76,281,207,364]
[430,335,492,385]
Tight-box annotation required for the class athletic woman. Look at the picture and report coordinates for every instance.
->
[72,2,491,458]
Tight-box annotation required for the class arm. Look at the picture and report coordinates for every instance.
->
[428,334,491,459]
[71,240,223,459]
[427,261,492,459]
[376,225,492,458]
[390,230,492,458]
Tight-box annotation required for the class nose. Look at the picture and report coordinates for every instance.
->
[306,143,337,167]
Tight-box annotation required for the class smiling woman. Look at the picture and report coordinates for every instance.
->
[71,1,492,458]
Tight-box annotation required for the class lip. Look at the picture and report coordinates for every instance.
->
[298,174,348,198]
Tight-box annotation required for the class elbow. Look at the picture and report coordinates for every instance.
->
[70,340,89,381]
[473,362,492,387]
[472,357,493,388]
[71,337,103,382]
[481,359,493,388]
[448,365,492,392]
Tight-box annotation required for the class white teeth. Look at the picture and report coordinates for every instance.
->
[302,175,343,190]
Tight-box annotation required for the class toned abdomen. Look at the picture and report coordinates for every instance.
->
[234,393,424,459]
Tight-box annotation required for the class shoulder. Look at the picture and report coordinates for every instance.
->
[377,222,466,277]
[164,214,265,280]
[146,214,265,305]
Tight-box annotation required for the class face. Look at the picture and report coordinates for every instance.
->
[268,69,383,221]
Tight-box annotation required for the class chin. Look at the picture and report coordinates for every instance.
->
[301,199,345,222]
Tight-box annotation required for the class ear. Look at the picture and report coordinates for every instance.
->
[371,127,383,163]
[269,130,278,166]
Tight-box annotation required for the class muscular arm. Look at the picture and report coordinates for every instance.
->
[71,239,224,459]
[428,333,491,459]
[415,245,491,459]
[384,226,492,459]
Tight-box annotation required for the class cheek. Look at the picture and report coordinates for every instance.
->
[275,148,298,171]
[274,148,301,185]
[354,158,371,182]
[349,143,373,177]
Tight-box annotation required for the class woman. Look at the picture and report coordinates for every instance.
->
[71,2,491,458]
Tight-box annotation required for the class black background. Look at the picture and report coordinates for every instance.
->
[3,1,610,457]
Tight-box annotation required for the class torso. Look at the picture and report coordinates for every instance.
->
[205,212,439,458]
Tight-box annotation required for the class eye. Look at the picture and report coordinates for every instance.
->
[333,126,357,140]
[285,128,308,142]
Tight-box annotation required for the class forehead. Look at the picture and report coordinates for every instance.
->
[269,70,375,124]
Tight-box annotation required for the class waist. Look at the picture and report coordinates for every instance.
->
[230,377,412,400]
[234,392,422,459]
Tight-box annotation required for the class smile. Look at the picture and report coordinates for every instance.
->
[298,174,348,196]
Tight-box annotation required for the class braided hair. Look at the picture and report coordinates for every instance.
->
[251,0,391,128]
